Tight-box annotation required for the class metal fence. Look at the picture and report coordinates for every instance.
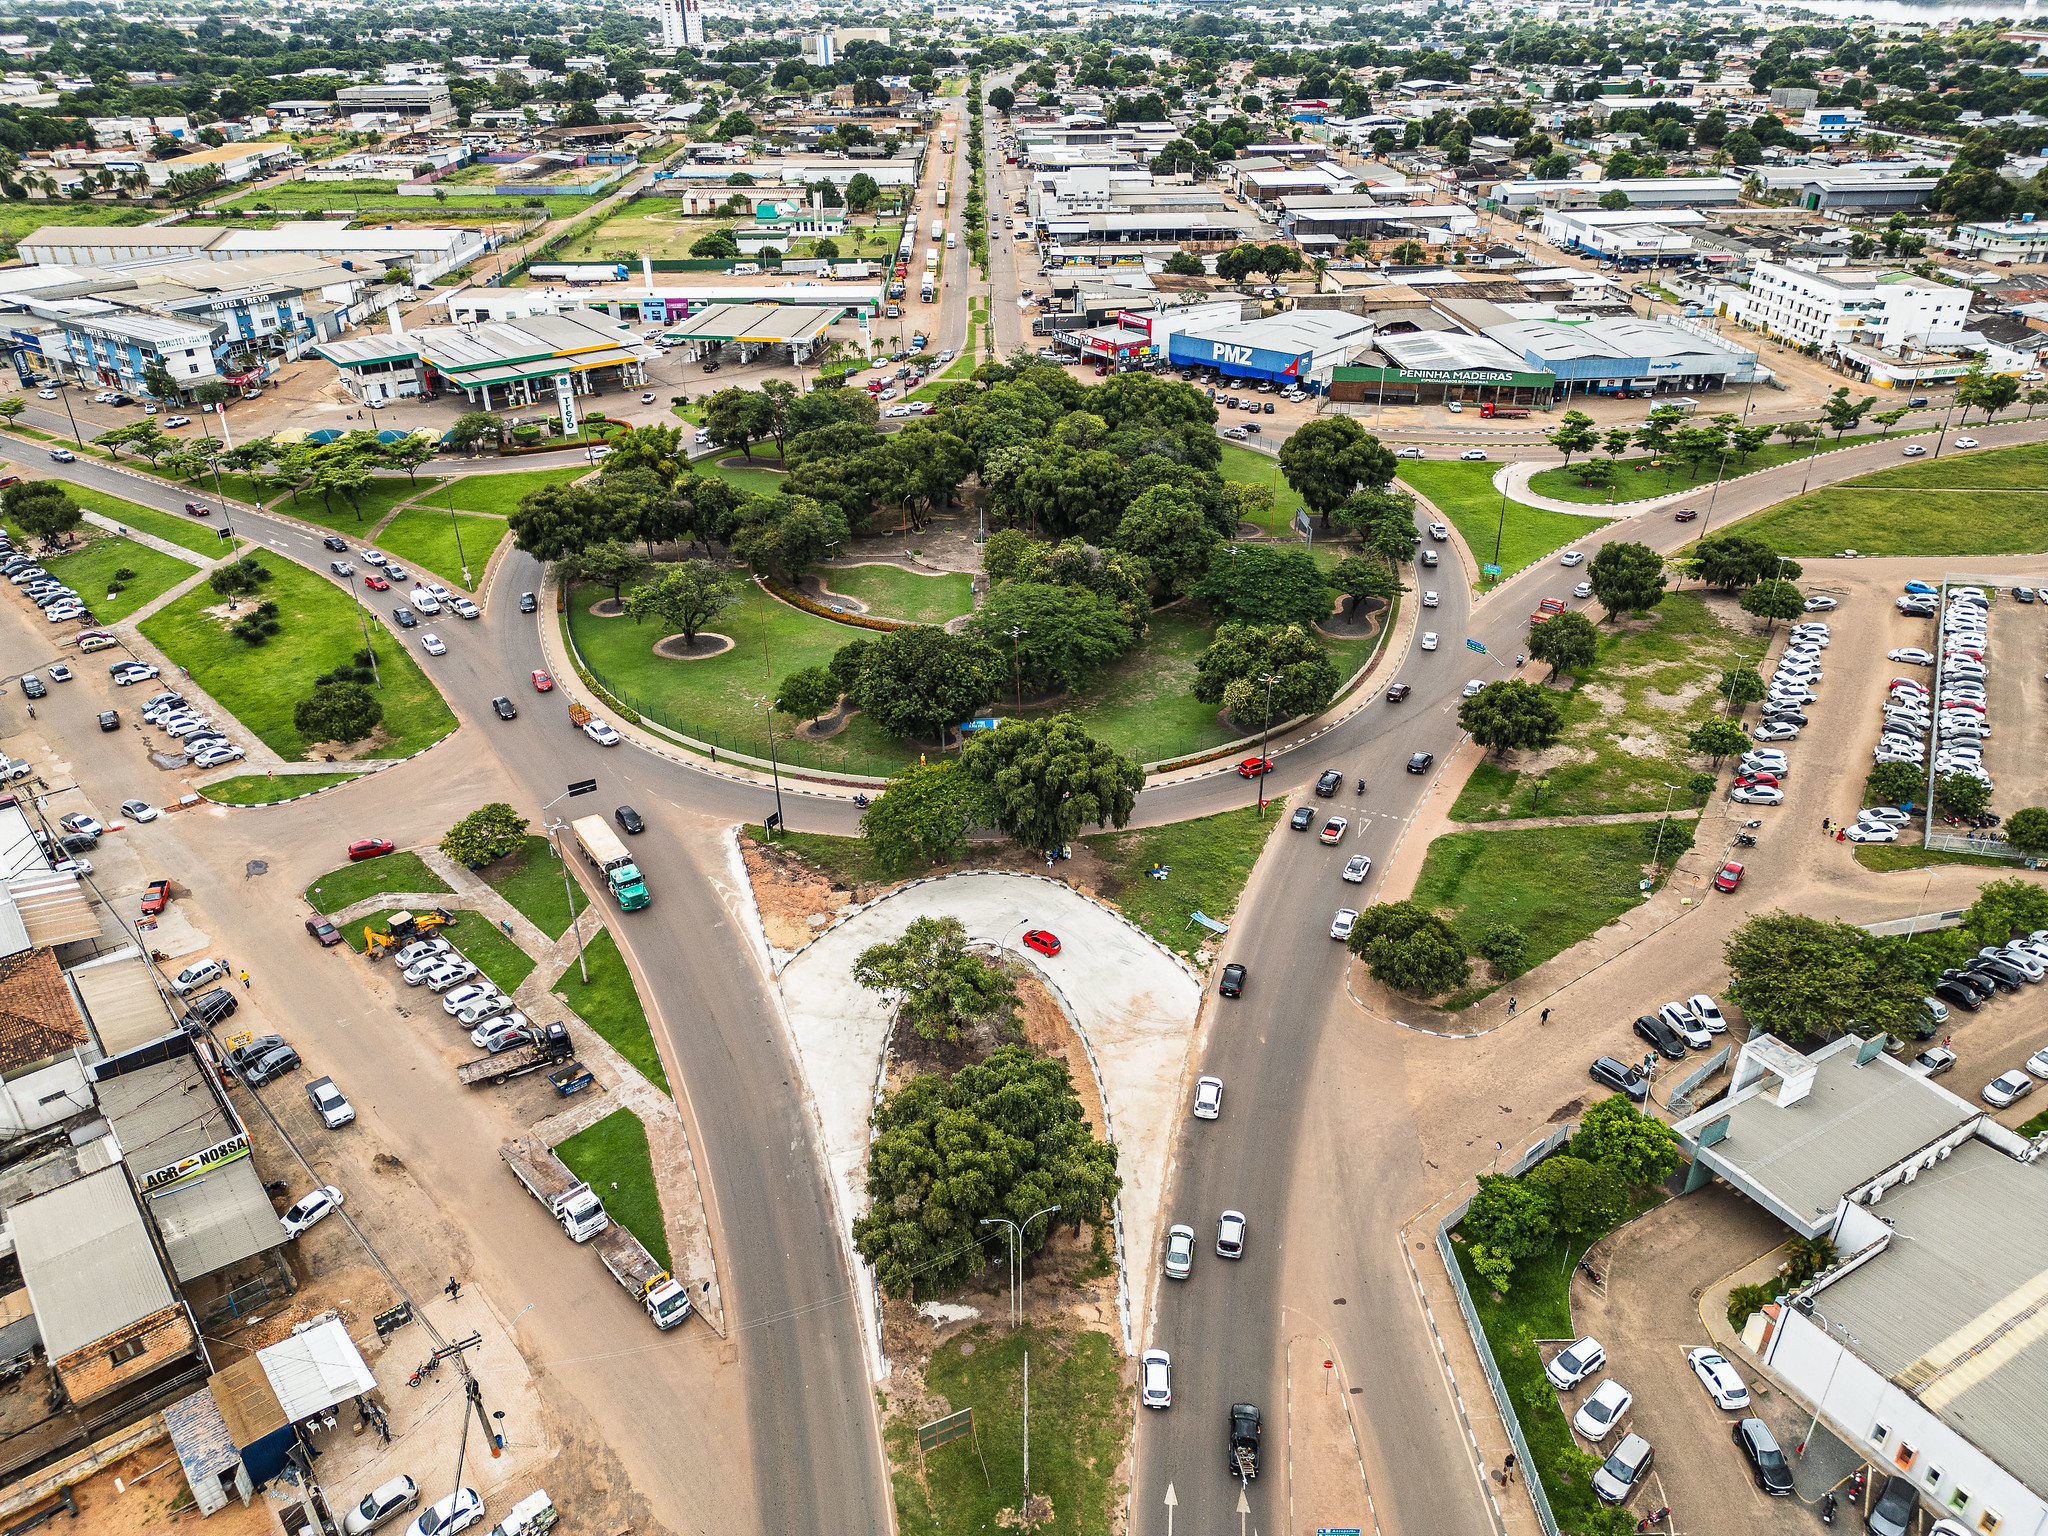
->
[1925,831,2024,860]
[1666,1044,1732,1118]
[1435,1122,1576,1536]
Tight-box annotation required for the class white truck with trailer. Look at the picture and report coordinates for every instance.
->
[592,1226,692,1329]
[500,1136,610,1242]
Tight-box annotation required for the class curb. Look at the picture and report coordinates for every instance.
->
[198,733,456,808]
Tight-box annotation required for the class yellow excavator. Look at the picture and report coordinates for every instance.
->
[364,925,396,959]
[367,909,457,959]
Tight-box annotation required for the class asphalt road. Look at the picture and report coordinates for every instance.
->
[19,396,2048,1536]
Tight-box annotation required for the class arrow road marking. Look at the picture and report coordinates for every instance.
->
[1164,1483,1177,1536]
[1237,1485,1251,1536]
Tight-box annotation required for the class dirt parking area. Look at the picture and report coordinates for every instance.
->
[1978,592,2047,809]
[1563,1186,1858,1534]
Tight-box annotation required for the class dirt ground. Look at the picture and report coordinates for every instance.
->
[60,1440,272,1536]
[740,833,854,947]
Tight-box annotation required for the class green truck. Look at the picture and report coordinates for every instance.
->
[571,815,650,911]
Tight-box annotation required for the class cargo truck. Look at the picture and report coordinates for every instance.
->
[931,220,943,241]
[456,1020,575,1087]
[921,277,936,303]
[593,1225,693,1329]
[925,247,939,272]
[571,815,650,910]
[1478,402,1529,420]
[937,189,947,208]
[940,131,953,153]
[501,1135,610,1241]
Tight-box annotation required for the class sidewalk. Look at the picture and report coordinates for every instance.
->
[81,509,215,567]
[1492,461,1675,519]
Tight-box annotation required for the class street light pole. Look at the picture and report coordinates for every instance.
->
[1256,672,1278,815]
[445,478,471,588]
[541,784,598,984]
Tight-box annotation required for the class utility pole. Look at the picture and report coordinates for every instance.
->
[543,780,599,983]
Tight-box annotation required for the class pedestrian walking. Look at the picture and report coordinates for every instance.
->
[1822,817,1831,832]
[1540,1008,1551,1026]
[1504,1453,1518,1485]
[445,1276,462,1302]
[238,970,250,990]
[24,704,31,719]
[1507,996,1518,1015]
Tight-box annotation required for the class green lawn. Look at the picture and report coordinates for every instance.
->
[147,466,270,507]
[141,557,458,760]
[201,771,360,804]
[1215,441,1301,538]
[703,455,789,500]
[305,850,451,912]
[884,1324,1128,1536]
[1446,593,1744,821]
[1080,805,1283,958]
[1854,843,2019,873]
[2019,1105,2048,1139]
[481,834,590,940]
[373,504,506,593]
[272,476,440,532]
[440,466,589,515]
[57,485,228,557]
[1398,462,1610,581]
[1452,1191,1664,1536]
[772,828,904,887]
[336,905,535,992]
[556,1109,671,1272]
[1412,824,1655,1005]
[819,564,973,624]
[0,201,158,250]
[555,929,668,1092]
[32,533,194,624]
[1524,426,1932,506]
[1729,441,2048,557]
[227,185,596,217]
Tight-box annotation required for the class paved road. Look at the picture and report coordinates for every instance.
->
[20,400,2048,1536]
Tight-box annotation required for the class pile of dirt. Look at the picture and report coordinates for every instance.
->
[739,832,853,948]
[302,725,396,762]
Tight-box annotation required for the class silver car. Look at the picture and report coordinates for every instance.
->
[1330,907,1359,941]
[1164,1223,1195,1279]
[1984,1070,2034,1108]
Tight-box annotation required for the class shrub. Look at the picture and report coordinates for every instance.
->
[1727,1281,1774,1329]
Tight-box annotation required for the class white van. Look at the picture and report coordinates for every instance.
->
[946,232,957,249]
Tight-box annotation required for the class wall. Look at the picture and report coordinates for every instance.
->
[54,1304,197,1408]
[0,1053,95,1137]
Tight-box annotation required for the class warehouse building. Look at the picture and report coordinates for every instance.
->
[18,223,491,286]
[1483,176,1745,213]
[1484,315,1761,400]
[1539,207,1707,262]
[1329,328,1554,409]
[1163,308,1376,390]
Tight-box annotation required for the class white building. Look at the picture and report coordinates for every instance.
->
[1675,1034,2048,1536]
[1540,207,1704,260]
[1947,220,2048,263]
[657,0,704,50]
[1723,259,1975,355]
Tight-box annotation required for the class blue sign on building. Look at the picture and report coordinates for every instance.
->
[1166,333,1313,385]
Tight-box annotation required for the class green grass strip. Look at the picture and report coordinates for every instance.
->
[306,851,451,912]
[439,466,589,515]
[1079,806,1282,958]
[1397,462,1610,581]
[556,1109,671,1272]
[555,929,668,1093]
[202,771,360,805]
[63,485,227,557]
[480,834,590,940]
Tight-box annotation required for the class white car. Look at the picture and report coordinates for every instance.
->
[403,1489,483,1536]
[1902,443,1927,457]
[1420,631,1439,651]
[1546,1336,1605,1390]
[1844,824,1897,844]
[1462,678,1484,697]
[421,633,446,656]
[1396,445,1425,459]
[1687,994,1726,1033]
[1574,1378,1632,1441]
[1731,785,1785,805]
[1141,1348,1172,1409]
[1659,1001,1711,1049]
[405,956,469,988]
[1460,448,1488,461]
[1803,596,1837,611]
[394,938,452,968]
[1330,907,1359,941]
[1422,591,1439,608]
[441,983,501,1016]
[1860,807,1911,827]
[584,719,622,746]
[193,744,247,768]
[1954,437,1978,449]
[1193,1076,1224,1119]
[1888,649,1934,665]
[2027,1047,2048,1079]
[119,799,158,822]
[454,995,518,1028]
[1688,1348,1750,1410]
[451,598,481,619]
[1342,854,1371,883]
[164,414,190,428]
[411,590,442,614]
[36,387,55,399]
[425,961,479,993]
[169,957,227,995]
[361,549,387,566]
[280,1184,345,1237]
[1573,581,1593,599]
[1984,1070,2034,1109]
[1560,551,1585,567]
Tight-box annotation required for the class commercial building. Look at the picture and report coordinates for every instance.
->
[1675,1033,2048,1536]
[333,83,453,120]
[1279,198,1479,245]
[1484,315,1762,399]
[1724,259,1975,358]
[1946,219,2048,262]
[314,307,652,411]
[1164,308,1377,390]
[17,222,490,286]
[1330,329,1555,409]
[1063,299,1250,365]
[1483,176,1745,213]
[1757,171,1938,213]
[1539,207,1703,262]
[435,277,881,327]
[142,140,293,189]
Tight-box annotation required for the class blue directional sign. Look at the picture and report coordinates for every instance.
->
[1482,563,1502,576]
[1466,638,1488,653]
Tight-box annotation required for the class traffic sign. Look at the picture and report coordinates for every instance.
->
[918,1406,974,1452]
[1482,563,1502,576]
[567,779,598,796]
[1466,638,1488,653]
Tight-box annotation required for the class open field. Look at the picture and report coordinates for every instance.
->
[439,466,589,515]
[1080,806,1283,958]
[818,564,972,624]
[29,533,195,624]
[1729,442,2048,557]
[1398,462,1610,580]
[140,556,458,761]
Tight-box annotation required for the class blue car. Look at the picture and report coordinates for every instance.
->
[1904,581,1939,595]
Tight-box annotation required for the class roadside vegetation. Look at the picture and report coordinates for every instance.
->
[1727,441,2048,557]
[480,834,590,939]
[305,850,450,911]
[62,485,226,557]
[555,930,667,1092]
[556,1109,671,1271]
[202,771,360,805]
[1079,806,1282,958]
[1397,461,1611,579]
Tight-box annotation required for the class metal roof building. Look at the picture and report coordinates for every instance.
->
[316,308,652,412]
[9,1164,171,1360]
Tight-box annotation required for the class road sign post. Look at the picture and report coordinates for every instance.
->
[1466,638,1488,653]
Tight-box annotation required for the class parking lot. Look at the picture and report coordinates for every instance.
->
[1550,1185,1861,1535]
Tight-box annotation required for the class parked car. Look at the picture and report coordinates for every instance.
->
[1546,1336,1605,1390]
[342,1475,420,1536]
[1984,1069,2034,1108]
[1688,1348,1749,1409]
[1867,1475,1917,1535]
[403,1487,482,1536]
[1634,1013,1686,1061]
[1589,1057,1647,1103]
[305,916,343,946]
[280,1185,345,1237]
[1733,1418,1794,1496]
[1573,1379,1632,1441]
[1592,1433,1654,1506]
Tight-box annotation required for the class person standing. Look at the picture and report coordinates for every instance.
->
[1540,1008,1551,1026]
[1504,1453,1518,1485]
[445,1276,462,1302]
[1822,817,1831,833]
[239,969,250,990]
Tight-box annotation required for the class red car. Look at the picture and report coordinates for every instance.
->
[183,501,211,517]
[1386,683,1411,702]
[531,669,554,692]
[347,838,394,862]
[304,916,342,946]
[1673,508,1698,523]
[1732,771,1779,790]
[140,878,171,917]
[1022,929,1061,957]
[1236,756,1273,778]
[363,574,390,592]
[1713,861,1745,893]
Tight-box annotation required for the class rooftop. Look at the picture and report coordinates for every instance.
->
[0,945,89,1070]
[10,1164,174,1359]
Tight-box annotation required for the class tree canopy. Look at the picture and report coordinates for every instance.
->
[960,714,1144,853]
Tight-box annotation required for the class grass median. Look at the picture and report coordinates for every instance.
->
[819,563,973,624]
[1853,843,2020,873]
[140,555,458,760]
[1411,823,1656,1005]
[883,1323,1127,1536]
[481,834,589,940]
[1081,805,1282,958]
[271,476,440,532]
[1524,425,1932,506]
[555,929,667,1093]
[27,532,194,624]
[373,504,506,593]
[1398,461,1610,580]
[201,771,360,805]
[556,1109,670,1271]
[305,850,451,912]
[61,485,225,557]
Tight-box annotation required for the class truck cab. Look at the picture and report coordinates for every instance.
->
[1229,1403,1261,1481]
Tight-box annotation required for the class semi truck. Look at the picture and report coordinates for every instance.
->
[593,1225,693,1330]
[571,815,650,911]
[501,1135,610,1241]
[921,277,936,303]
[456,1020,575,1087]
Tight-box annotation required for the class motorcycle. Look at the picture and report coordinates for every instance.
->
[1636,1508,1671,1532]
[1821,1491,1838,1525]
[1734,833,1757,848]
[1356,777,1367,794]
[406,1355,440,1388]
[853,794,870,809]
[1850,1468,1867,1504]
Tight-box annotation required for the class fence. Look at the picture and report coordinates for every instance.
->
[1925,831,2025,860]
[1435,1122,1574,1536]
[1666,1043,1732,1118]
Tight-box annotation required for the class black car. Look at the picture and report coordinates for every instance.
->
[1940,969,1995,1001]
[1972,955,2030,988]
[1219,962,1246,998]
[1733,1419,1792,1496]
[1590,1056,1648,1103]
[98,710,118,731]
[1761,709,1808,726]
[322,535,348,553]
[1290,805,1314,831]
[492,696,517,720]
[702,359,722,373]
[1932,979,1984,1012]
[242,1044,302,1087]
[183,988,240,1028]
[1315,770,1343,797]
[519,592,538,614]
[226,1033,285,1070]
[1961,963,2020,995]
[615,805,644,834]
[1406,752,1433,773]
[1634,1013,1687,1060]
[1908,396,1929,408]
[392,607,418,628]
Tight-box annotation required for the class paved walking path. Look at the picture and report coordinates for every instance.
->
[1492,461,1677,517]
[81,509,216,567]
